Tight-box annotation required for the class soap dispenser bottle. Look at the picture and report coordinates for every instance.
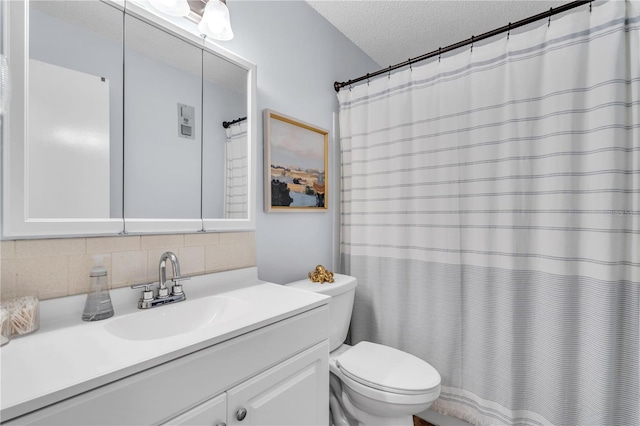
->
[82,257,114,321]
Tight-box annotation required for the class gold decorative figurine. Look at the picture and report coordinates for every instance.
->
[308,265,334,283]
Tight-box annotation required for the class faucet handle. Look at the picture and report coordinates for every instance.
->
[131,283,155,301]
[171,275,189,296]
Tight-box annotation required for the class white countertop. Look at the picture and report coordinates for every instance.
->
[0,268,329,422]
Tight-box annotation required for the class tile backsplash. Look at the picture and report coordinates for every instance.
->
[0,232,256,302]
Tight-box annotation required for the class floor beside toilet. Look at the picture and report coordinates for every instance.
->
[413,415,437,426]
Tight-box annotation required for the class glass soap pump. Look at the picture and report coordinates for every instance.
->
[82,256,114,321]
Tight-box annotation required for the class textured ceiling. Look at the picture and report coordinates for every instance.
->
[306,0,575,68]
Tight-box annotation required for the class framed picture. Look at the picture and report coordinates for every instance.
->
[264,109,329,212]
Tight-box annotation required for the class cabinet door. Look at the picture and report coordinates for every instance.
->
[162,393,226,426]
[227,341,329,426]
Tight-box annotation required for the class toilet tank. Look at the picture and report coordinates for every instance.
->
[285,274,357,351]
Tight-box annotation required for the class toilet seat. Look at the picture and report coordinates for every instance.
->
[334,342,441,404]
[336,342,441,395]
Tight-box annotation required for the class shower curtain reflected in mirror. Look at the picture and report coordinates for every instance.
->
[224,120,248,218]
[338,1,639,424]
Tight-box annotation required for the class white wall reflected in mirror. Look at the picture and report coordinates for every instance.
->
[28,60,110,219]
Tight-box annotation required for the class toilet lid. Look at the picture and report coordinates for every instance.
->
[336,342,441,395]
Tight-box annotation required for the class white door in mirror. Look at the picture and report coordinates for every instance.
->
[28,60,111,219]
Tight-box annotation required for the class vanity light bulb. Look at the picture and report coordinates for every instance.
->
[148,0,190,17]
[207,15,226,34]
[198,0,234,41]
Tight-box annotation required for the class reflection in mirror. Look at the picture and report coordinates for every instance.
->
[28,1,123,219]
[201,50,248,219]
[124,15,202,219]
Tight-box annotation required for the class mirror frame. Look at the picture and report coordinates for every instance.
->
[2,0,257,238]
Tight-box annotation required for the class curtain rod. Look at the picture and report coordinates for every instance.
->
[334,0,591,93]
[222,116,247,128]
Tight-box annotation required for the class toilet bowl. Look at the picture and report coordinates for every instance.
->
[330,342,441,425]
[286,274,441,426]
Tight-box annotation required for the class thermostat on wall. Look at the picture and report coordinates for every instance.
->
[178,103,195,140]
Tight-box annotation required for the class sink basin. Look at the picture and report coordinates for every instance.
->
[104,295,250,341]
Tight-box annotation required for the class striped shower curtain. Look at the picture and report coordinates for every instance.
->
[224,120,248,218]
[338,1,639,425]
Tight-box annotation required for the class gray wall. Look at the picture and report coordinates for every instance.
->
[221,1,378,284]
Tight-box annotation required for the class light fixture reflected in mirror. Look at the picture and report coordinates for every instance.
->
[148,0,190,17]
[198,0,234,41]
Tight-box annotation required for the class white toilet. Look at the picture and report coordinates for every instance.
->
[286,274,441,426]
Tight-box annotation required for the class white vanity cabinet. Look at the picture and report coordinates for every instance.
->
[225,342,328,426]
[166,342,327,426]
[164,394,227,426]
[2,306,329,426]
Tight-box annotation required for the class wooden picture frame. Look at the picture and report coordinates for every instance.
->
[264,109,329,212]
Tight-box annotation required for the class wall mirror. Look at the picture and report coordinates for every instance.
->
[202,50,248,221]
[2,0,256,238]
[124,13,203,229]
[3,0,125,237]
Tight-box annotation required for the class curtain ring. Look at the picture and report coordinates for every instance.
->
[438,47,442,62]
[548,8,553,27]
[409,60,412,71]
[349,83,352,92]
[589,1,592,12]
[388,66,392,79]
[470,36,474,52]
[366,73,370,86]
[507,22,511,40]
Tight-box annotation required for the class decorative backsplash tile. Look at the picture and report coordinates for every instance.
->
[184,233,220,246]
[86,236,140,253]
[15,238,86,259]
[112,250,148,287]
[176,246,206,276]
[0,232,256,302]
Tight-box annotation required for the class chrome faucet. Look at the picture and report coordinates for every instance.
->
[131,251,190,309]
[159,251,181,297]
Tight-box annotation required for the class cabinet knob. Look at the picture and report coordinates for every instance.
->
[236,407,247,421]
